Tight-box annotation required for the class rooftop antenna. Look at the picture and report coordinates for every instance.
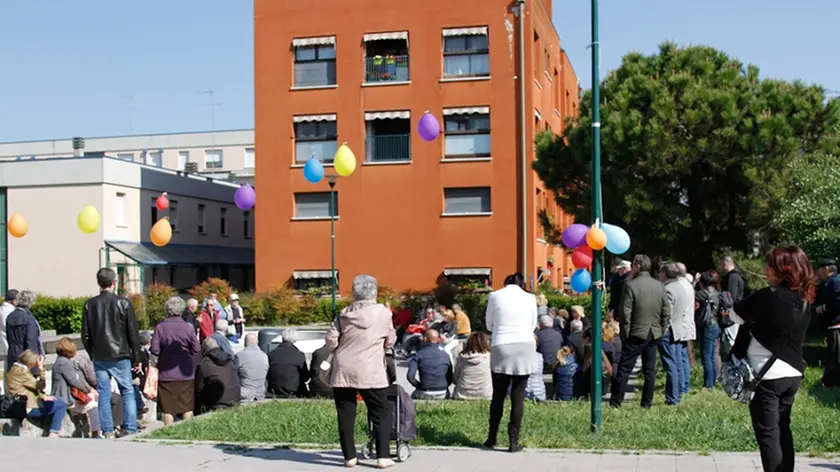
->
[199,88,222,145]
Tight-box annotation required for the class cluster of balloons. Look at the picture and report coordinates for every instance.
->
[150,193,173,247]
[562,222,632,293]
[304,143,357,183]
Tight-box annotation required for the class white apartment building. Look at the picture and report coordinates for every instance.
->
[0,156,255,297]
[0,129,255,185]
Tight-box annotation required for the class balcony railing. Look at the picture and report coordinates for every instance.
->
[364,55,409,83]
[366,134,411,162]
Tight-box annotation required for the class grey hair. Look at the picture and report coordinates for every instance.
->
[633,254,652,272]
[165,296,186,317]
[244,332,258,346]
[187,298,199,309]
[452,303,461,312]
[352,274,378,301]
[676,262,688,277]
[663,262,681,280]
[719,255,734,265]
[570,319,584,333]
[140,331,153,345]
[16,290,36,309]
[539,315,553,327]
[201,337,219,353]
[215,319,229,332]
[282,327,298,343]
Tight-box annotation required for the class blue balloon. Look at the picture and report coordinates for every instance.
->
[602,223,631,255]
[303,157,324,183]
[570,269,592,293]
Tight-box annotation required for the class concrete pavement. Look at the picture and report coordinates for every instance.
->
[0,438,838,471]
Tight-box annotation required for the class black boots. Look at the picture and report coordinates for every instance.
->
[508,424,523,453]
[483,422,499,449]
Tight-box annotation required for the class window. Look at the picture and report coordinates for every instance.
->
[198,204,206,234]
[442,29,489,78]
[443,187,491,214]
[553,68,560,111]
[544,49,550,75]
[146,150,162,167]
[204,149,223,169]
[220,207,228,236]
[178,151,189,170]
[169,200,178,232]
[533,31,540,76]
[115,192,126,227]
[244,147,255,168]
[117,153,134,161]
[443,112,491,158]
[294,192,338,219]
[150,197,158,225]
[293,40,337,87]
[244,211,251,239]
[294,120,338,163]
[294,271,336,292]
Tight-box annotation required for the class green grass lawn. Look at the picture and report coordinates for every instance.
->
[148,367,840,453]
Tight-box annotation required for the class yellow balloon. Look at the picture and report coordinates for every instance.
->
[333,143,356,177]
[77,206,100,234]
[150,217,172,247]
[7,213,27,238]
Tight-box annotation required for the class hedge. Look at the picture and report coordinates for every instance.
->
[33,277,603,334]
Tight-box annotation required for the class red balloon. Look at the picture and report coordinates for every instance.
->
[572,246,593,269]
[156,193,169,211]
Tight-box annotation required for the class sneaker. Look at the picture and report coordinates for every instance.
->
[376,459,395,469]
[344,458,358,468]
[103,432,116,439]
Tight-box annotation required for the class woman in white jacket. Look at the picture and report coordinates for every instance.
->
[483,273,537,453]
[452,332,492,400]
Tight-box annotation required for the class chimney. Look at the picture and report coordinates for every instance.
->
[72,137,85,157]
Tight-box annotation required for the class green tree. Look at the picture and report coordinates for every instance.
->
[535,42,839,268]
[773,152,840,259]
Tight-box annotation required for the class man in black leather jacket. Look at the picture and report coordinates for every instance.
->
[82,268,142,438]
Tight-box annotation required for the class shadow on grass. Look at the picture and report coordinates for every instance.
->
[808,383,840,409]
[417,423,482,448]
[214,444,344,467]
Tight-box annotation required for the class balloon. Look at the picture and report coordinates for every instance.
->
[303,157,324,183]
[561,224,589,248]
[417,111,440,142]
[77,206,100,234]
[603,223,631,255]
[150,217,172,247]
[156,193,169,211]
[234,184,256,211]
[586,226,607,250]
[570,269,592,293]
[334,143,356,177]
[7,213,27,238]
[571,246,593,269]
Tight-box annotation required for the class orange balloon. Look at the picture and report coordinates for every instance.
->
[150,217,172,247]
[7,213,27,238]
[586,227,607,250]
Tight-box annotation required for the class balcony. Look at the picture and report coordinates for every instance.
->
[364,55,409,84]
[365,134,411,163]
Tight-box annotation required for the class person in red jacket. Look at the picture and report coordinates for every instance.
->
[197,299,216,341]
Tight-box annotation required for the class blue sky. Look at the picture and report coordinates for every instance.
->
[0,0,837,141]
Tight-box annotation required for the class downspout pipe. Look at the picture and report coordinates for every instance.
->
[516,0,528,285]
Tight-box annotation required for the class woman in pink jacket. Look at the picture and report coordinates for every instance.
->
[325,274,396,469]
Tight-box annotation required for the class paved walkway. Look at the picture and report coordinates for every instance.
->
[0,438,837,471]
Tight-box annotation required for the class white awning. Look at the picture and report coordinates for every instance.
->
[444,268,491,276]
[443,27,488,37]
[293,114,337,123]
[364,31,408,42]
[443,106,490,116]
[293,270,334,279]
[364,110,410,120]
[292,36,336,47]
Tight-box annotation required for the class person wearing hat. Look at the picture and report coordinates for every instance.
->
[608,260,633,320]
[225,294,246,342]
[816,258,840,387]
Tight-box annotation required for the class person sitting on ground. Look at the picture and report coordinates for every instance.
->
[452,304,472,340]
[6,350,67,437]
[406,329,453,399]
[524,336,546,401]
[308,343,333,399]
[536,314,564,373]
[552,346,578,401]
[267,328,310,398]
[52,337,99,436]
[432,309,459,343]
[566,319,585,364]
[601,322,621,372]
[401,309,436,355]
[195,337,240,414]
[392,303,413,345]
[452,332,492,400]
[570,305,592,334]
[210,319,234,356]
[234,332,269,402]
[554,308,568,333]
[577,328,614,399]
[5,290,43,372]
[151,296,200,426]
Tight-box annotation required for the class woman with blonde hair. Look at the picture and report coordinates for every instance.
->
[52,337,100,437]
[6,350,67,437]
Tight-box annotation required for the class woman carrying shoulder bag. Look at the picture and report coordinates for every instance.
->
[731,245,813,472]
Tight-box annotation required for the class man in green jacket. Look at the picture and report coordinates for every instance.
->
[609,254,671,408]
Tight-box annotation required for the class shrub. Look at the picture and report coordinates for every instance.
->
[189,278,234,305]
[144,283,178,327]
[260,286,301,325]
[236,292,265,326]
[31,296,86,334]
[128,293,149,330]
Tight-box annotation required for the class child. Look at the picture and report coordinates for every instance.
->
[524,336,546,401]
[552,346,578,401]
[132,332,152,421]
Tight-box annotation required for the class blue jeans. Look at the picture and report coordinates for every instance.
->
[701,323,722,388]
[658,329,683,404]
[28,398,67,434]
[677,341,690,397]
[94,358,137,434]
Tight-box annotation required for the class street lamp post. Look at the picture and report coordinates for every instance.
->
[328,175,338,317]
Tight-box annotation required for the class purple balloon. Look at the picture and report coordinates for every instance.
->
[417,112,440,142]
[562,224,589,248]
[234,184,256,211]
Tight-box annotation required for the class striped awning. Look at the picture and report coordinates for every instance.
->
[292,36,336,47]
[364,110,410,120]
[444,268,491,276]
[535,108,542,120]
[443,27,488,37]
[293,114,337,123]
[364,31,408,42]
[443,106,490,116]
[293,270,334,279]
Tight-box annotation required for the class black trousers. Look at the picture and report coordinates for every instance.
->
[749,376,800,472]
[489,373,528,432]
[822,329,840,387]
[334,387,391,462]
[610,331,658,408]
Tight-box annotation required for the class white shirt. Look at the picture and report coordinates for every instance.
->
[747,337,802,381]
[485,285,538,347]
[0,301,15,356]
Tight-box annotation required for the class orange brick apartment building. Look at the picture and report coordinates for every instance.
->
[255,0,580,294]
